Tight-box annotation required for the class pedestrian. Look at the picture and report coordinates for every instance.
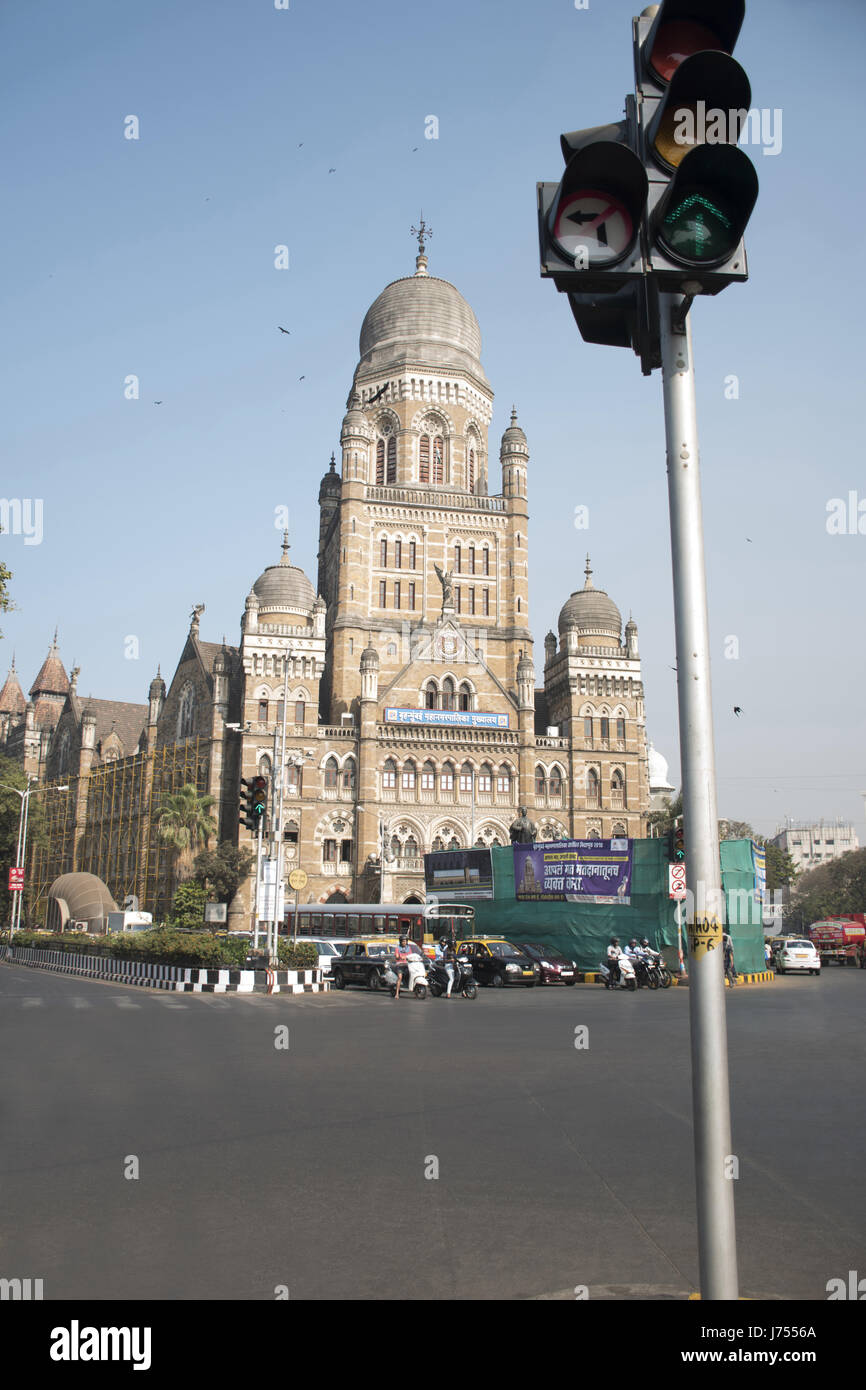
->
[722,932,737,987]
[764,938,772,973]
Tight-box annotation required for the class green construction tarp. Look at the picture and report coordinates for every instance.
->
[468,842,682,972]
[719,839,766,975]
[453,839,766,975]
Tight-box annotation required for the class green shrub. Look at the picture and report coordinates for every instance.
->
[276,940,318,970]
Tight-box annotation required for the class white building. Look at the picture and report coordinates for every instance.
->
[769,821,859,874]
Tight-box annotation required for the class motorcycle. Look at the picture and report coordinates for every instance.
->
[641,949,672,989]
[629,952,659,989]
[599,955,637,992]
[428,954,477,999]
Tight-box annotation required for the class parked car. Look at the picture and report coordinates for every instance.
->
[304,938,353,976]
[518,942,577,985]
[774,939,821,976]
[456,936,536,987]
[331,938,425,991]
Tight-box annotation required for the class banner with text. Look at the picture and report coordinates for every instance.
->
[513,839,633,905]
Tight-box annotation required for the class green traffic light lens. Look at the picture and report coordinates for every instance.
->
[659,186,738,265]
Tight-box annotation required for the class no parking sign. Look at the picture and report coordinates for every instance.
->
[668,863,687,900]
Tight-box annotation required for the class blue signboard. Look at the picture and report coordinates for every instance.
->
[384,708,509,729]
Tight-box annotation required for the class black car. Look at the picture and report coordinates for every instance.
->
[456,937,536,987]
[519,942,577,985]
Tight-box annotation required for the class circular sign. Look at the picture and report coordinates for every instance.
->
[552,190,634,267]
[288,869,308,891]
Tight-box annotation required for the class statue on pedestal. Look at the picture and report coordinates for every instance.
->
[509,806,537,845]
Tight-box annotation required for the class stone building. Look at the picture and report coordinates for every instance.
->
[5,244,653,925]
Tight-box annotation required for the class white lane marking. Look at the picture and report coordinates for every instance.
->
[160,1000,189,1009]
[114,996,141,1009]
[71,997,93,1009]
[21,997,43,1008]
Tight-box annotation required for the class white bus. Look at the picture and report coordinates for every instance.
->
[282,901,475,947]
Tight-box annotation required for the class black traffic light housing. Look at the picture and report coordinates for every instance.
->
[239,777,256,831]
[639,0,745,90]
[251,775,268,821]
[674,818,686,861]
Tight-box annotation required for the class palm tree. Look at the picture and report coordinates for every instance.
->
[155,784,217,883]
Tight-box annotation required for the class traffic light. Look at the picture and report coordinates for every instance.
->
[239,778,257,831]
[673,818,686,861]
[634,0,759,294]
[251,775,268,822]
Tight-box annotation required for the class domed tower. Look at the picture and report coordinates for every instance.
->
[545,556,649,838]
[322,231,532,722]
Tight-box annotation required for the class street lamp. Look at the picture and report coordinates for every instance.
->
[1,778,69,935]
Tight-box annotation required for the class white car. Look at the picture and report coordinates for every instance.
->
[774,940,821,976]
[305,938,353,976]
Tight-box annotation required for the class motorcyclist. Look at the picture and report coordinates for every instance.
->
[438,937,456,998]
[393,935,411,1000]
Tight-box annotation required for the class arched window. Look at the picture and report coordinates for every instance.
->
[535,765,547,798]
[404,835,418,864]
[497,765,511,796]
[454,542,462,574]
[586,769,600,808]
[586,826,602,841]
[421,760,436,791]
[177,683,196,741]
[468,449,475,493]
[258,754,272,778]
[401,760,416,791]
[483,547,490,576]
[380,537,387,567]
[424,680,438,710]
[376,439,385,484]
[383,758,397,790]
[390,834,402,862]
[432,836,445,852]
[612,822,627,838]
[440,762,455,793]
[432,435,444,484]
[323,757,339,789]
[447,835,460,851]
[478,763,493,793]
[611,769,625,809]
[458,681,472,712]
[342,758,356,792]
[442,677,455,711]
[394,538,402,569]
[468,544,475,575]
[460,761,474,793]
[419,434,430,483]
[386,435,396,484]
[549,767,563,802]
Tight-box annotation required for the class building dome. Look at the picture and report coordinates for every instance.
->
[319,453,341,497]
[357,256,489,385]
[360,642,380,671]
[500,407,528,458]
[558,557,622,639]
[252,534,316,618]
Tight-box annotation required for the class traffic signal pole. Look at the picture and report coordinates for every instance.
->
[660,291,738,1300]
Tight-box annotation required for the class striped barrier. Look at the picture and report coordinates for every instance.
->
[3,946,330,994]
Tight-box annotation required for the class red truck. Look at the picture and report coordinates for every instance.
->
[807,919,866,968]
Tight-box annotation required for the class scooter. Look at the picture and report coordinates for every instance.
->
[390,954,429,999]
[599,955,637,991]
[428,955,477,999]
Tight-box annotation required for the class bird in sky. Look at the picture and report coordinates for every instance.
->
[746,537,752,543]
[153,400,162,405]
[278,326,290,334]
[328,167,336,173]
[299,375,305,381]
[733,706,743,716]
[298,142,303,147]
[412,147,418,152]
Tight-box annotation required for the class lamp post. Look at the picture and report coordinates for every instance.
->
[2,778,69,935]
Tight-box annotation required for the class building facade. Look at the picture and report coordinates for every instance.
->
[769,821,860,875]
[4,247,653,924]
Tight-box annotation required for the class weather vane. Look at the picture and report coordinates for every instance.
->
[410,213,432,257]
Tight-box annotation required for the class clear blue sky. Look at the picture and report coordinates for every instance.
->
[3,0,865,840]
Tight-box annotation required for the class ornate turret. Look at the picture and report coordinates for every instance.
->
[501,406,528,500]
[360,639,379,703]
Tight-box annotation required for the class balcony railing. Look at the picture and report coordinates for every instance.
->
[367,486,506,513]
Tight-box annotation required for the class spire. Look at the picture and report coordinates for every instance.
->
[329,452,336,472]
[511,405,518,426]
[584,554,594,590]
[410,212,432,276]
[280,529,291,565]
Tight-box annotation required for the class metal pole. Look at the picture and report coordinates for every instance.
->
[659,292,738,1301]
[16,784,32,935]
[11,788,26,936]
[471,770,475,846]
[253,815,263,951]
[271,657,290,963]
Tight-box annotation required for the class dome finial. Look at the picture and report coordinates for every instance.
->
[329,452,336,472]
[584,554,594,590]
[280,529,291,564]
[511,405,518,426]
[410,212,432,275]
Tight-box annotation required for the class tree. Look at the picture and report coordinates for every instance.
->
[168,880,208,931]
[0,758,47,927]
[763,842,798,894]
[193,842,254,905]
[0,550,12,637]
[645,791,682,838]
[155,784,217,882]
[719,818,758,841]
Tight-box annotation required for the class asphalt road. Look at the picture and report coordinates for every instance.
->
[1,962,863,1301]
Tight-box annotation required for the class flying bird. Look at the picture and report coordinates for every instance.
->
[278,326,290,334]
[366,384,388,405]
[733,706,743,716]
[153,400,162,405]
[328,167,336,173]
[299,375,305,381]
[412,147,418,152]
